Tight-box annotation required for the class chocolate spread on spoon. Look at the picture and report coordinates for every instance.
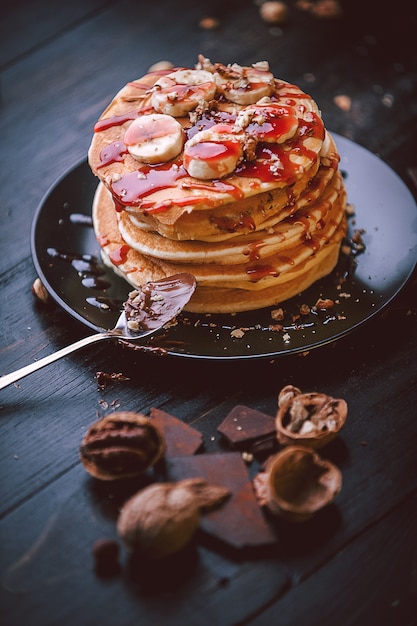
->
[123,273,196,332]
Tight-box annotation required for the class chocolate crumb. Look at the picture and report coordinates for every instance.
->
[96,371,130,390]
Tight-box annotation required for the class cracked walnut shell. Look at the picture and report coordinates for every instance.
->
[264,445,342,522]
[80,412,165,480]
[276,385,347,449]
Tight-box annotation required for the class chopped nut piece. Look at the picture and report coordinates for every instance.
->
[231,328,245,338]
[271,307,285,321]
[315,297,334,310]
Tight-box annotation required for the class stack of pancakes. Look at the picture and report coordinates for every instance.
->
[89,57,347,313]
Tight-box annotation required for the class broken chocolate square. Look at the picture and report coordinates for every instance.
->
[217,405,276,452]
[166,452,277,549]
[150,407,203,456]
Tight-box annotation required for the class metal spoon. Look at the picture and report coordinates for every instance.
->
[0,273,196,390]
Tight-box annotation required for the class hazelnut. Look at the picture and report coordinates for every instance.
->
[80,412,165,480]
[276,385,347,449]
[91,538,120,576]
[260,1,289,24]
[117,478,230,558]
[264,446,342,522]
[31,277,49,303]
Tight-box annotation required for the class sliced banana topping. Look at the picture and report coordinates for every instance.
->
[235,102,299,144]
[183,123,245,180]
[151,69,216,117]
[214,62,275,105]
[123,113,184,164]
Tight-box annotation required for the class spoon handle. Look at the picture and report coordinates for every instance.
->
[0,332,112,390]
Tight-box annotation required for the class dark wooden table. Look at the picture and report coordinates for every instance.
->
[1,1,417,624]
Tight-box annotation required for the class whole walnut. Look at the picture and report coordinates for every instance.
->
[80,412,165,480]
[117,478,230,558]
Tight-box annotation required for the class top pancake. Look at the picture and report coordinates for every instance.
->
[88,57,326,235]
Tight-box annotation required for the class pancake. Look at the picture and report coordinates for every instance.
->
[92,178,347,312]
[88,57,348,313]
[88,59,326,232]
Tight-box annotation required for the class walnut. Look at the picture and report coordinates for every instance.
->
[276,385,347,449]
[260,445,342,522]
[117,478,230,558]
[80,412,165,480]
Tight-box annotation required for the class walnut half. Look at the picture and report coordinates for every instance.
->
[262,445,342,522]
[276,385,347,449]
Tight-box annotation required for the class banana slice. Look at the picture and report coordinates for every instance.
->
[214,63,275,105]
[235,103,299,144]
[123,113,184,164]
[151,69,216,117]
[183,123,245,180]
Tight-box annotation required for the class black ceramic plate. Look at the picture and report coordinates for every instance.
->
[31,135,417,360]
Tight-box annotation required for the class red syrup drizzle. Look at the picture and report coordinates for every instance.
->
[236,113,324,185]
[110,160,244,213]
[97,141,128,169]
[93,95,324,220]
[108,244,130,266]
[94,111,139,132]
[110,162,186,207]
[186,111,236,140]
[245,240,266,261]
[246,264,280,282]
[93,106,154,132]
[244,105,297,142]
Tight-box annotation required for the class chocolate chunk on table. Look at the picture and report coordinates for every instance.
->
[166,452,277,549]
[217,405,276,452]
[150,407,204,456]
